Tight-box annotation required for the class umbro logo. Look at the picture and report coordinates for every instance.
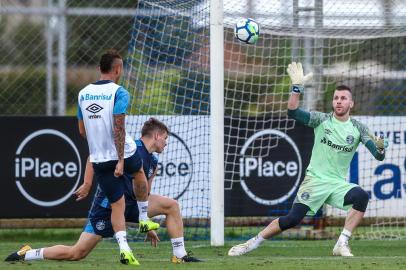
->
[86,103,103,114]
[325,128,332,135]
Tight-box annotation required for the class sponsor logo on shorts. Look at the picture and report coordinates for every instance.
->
[96,220,105,231]
[301,192,310,201]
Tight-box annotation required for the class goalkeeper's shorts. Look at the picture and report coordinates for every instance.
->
[83,201,139,238]
[294,175,359,216]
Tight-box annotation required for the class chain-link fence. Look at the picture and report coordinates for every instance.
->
[0,0,137,115]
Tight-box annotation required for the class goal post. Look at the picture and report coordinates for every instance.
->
[124,0,406,243]
[210,0,225,246]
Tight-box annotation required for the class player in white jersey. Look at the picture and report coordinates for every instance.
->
[76,49,158,265]
[5,118,201,265]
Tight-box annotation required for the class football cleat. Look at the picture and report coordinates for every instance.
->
[228,238,258,256]
[4,244,32,262]
[139,220,160,233]
[171,251,202,264]
[120,250,140,266]
[333,241,354,257]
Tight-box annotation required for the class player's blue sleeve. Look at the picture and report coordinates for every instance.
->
[113,87,130,114]
[77,105,83,120]
[152,155,158,170]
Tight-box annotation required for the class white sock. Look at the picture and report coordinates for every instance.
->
[137,201,149,221]
[115,231,131,252]
[338,228,352,243]
[248,233,266,249]
[24,248,44,261]
[171,237,187,258]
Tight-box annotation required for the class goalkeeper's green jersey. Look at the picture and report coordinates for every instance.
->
[305,112,370,181]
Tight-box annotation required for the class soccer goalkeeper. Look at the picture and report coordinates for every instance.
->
[5,118,201,265]
[229,62,388,257]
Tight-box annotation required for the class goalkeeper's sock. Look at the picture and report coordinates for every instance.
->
[137,201,149,221]
[171,237,187,258]
[24,248,44,261]
[247,233,265,249]
[115,231,131,252]
[338,228,352,243]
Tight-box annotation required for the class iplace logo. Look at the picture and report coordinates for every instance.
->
[153,132,193,200]
[239,129,302,206]
[14,129,82,207]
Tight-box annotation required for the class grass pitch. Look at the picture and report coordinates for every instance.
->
[1,229,406,270]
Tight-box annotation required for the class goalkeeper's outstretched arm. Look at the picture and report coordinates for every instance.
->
[286,62,313,125]
[365,135,388,161]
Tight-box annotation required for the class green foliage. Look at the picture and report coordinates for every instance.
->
[0,69,47,114]
[0,19,45,65]
[0,68,80,115]
[321,81,338,112]
[129,69,179,115]
[67,0,136,8]
[171,70,210,115]
[67,16,133,66]
[373,80,406,116]
[350,37,406,69]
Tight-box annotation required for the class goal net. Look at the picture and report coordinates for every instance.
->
[125,0,406,241]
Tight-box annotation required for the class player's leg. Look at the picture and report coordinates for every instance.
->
[147,194,201,263]
[342,186,369,232]
[228,203,309,256]
[110,196,126,232]
[229,175,327,256]
[43,232,101,261]
[93,164,126,233]
[86,206,140,266]
[92,162,133,259]
[4,232,100,262]
[125,152,159,232]
[327,184,369,256]
[109,195,136,258]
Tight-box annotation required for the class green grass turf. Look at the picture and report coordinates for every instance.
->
[1,237,406,270]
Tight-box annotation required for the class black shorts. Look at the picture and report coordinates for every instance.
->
[92,152,142,203]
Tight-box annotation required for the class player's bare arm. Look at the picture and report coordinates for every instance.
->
[78,120,86,138]
[74,157,93,201]
[113,113,125,177]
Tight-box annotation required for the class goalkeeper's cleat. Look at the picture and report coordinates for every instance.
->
[120,250,140,266]
[4,244,32,262]
[228,238,258,256]
[333,241,354,257]
[139,220,160,233]
[171,251,202,264]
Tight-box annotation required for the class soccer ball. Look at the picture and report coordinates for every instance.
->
[234,18,260,44]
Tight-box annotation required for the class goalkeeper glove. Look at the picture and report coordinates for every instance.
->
[372,134,389,154]
[286,62,313,94]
